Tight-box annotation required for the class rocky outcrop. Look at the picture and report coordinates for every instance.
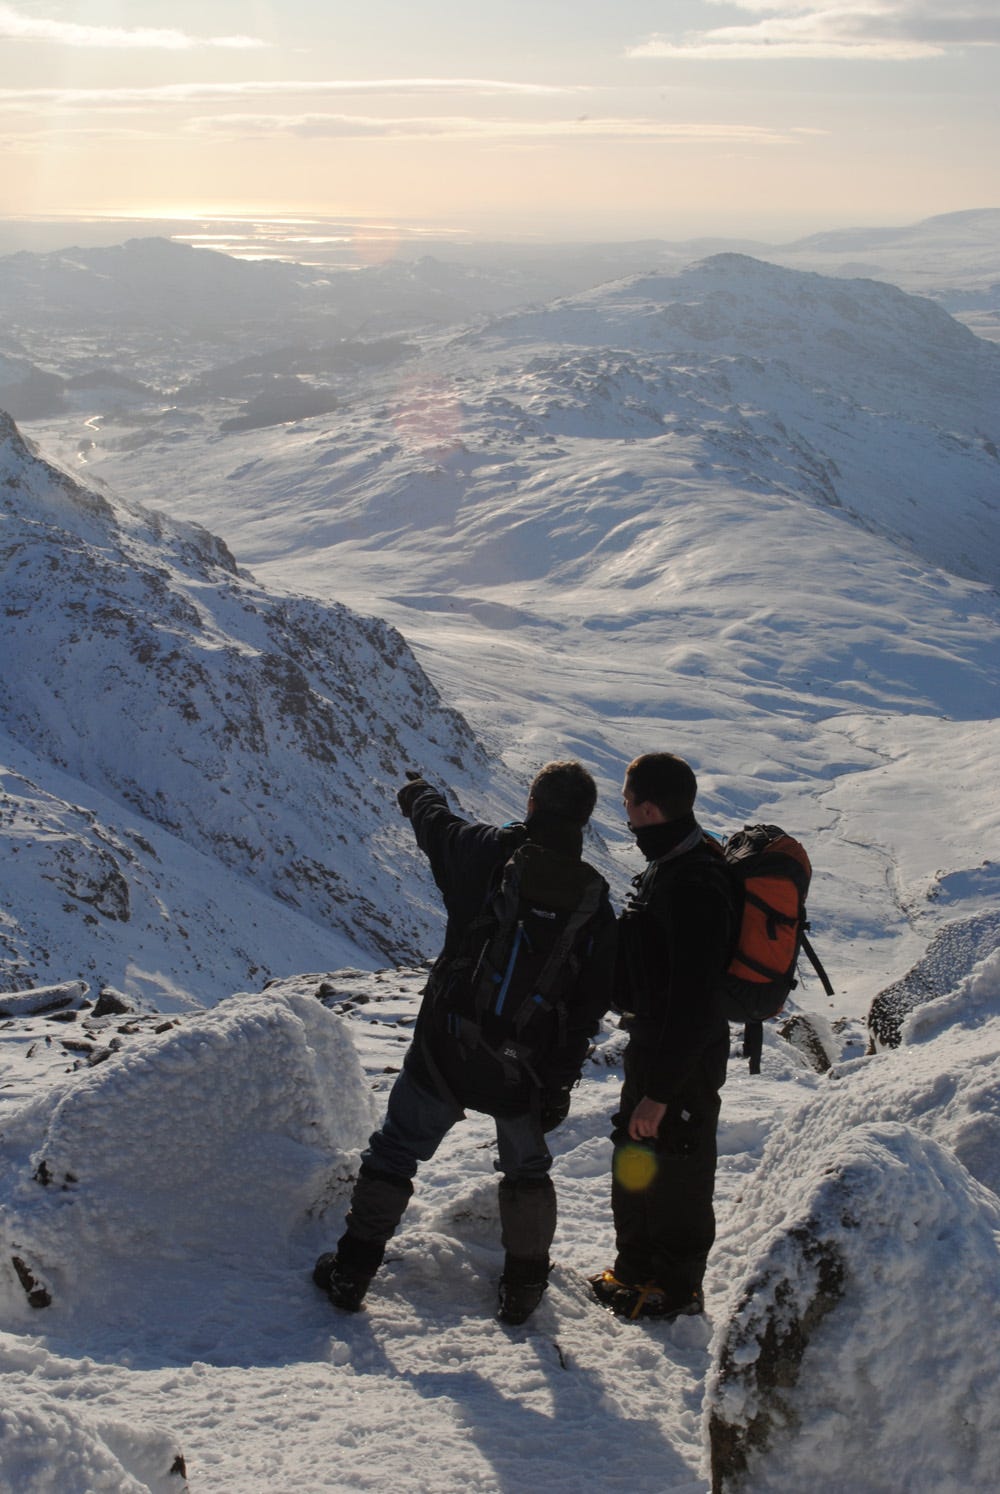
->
[868,910,1000,1048]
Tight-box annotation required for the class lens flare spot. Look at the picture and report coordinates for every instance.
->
[614,1144,658,1192]
[393,374,463,455]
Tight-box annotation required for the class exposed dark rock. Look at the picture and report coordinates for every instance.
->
[11,1254,51,1308]
[92,988,133,1018]
[868,911,1000,1048]
[778,1012,833,1073]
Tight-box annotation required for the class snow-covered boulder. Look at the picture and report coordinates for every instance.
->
[706,1121,1000,1493]
[0,1388,187,1493]
[0,981,89,1018]
[0,991,377,1322]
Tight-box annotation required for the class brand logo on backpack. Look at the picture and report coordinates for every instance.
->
[433,841,606,1086]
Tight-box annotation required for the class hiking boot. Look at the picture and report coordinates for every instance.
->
[496,1255,550,1325]
[497,1277,548,1325]
[620,1283,705,1322]
[313,1251,371,1313]
[588,1268,634,1311]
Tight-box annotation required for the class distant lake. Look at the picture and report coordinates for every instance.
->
[0,214,473,267]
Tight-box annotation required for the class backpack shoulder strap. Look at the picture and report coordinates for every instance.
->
[800,929,835,996]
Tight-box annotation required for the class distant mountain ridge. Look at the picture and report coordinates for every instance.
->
[2,208,996,342]
[387,255,1000,588]
[787,208,1000,255]
[9,242,997,591]
[0,235,538,340]
[0,412,489,1000]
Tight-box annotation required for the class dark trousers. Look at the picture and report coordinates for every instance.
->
[339,1065,556,1275]
[610,1048,722,1294]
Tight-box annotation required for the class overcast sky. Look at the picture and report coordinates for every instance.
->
[1,1,997,239]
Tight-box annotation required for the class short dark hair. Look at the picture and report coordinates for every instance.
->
[624,753,697,820]
[529,760,598,826]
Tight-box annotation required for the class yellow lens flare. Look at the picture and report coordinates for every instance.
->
[613,1144,659,1192]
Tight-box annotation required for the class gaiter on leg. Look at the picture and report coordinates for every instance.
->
[498,1175,557,1268]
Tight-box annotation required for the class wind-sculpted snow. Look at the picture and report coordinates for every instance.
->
[0,1390,186,1494]
[0,412,489,994]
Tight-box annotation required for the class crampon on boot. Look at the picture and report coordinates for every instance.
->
[589,1269,704,1322]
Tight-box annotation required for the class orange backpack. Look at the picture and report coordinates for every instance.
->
[714,824,833,1025]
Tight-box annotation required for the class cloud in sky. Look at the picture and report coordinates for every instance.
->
[0,3,263,50]
[0,78,570,111]
[184,113,802,146]
[628,1,1000,62]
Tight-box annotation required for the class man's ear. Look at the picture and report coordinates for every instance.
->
[526,794,536,817]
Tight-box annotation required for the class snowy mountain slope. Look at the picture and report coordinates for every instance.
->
[0,725,377,1008]
[456,256,1000,580]
[0,411,497,999]
[67,254,1000,589]
[13,247,999,592]
[769,208,1000,341]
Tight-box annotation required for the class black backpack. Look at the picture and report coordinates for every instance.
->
[429,840,607,1087]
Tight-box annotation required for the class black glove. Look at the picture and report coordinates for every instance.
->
[397,769,430,819]
[540,1087,572,1133]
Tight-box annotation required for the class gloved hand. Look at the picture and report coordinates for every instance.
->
[540,1087,572,1133]
[396,769,430,819]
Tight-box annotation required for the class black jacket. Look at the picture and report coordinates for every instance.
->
[404,782,617,1115]
[616,817,732,1102]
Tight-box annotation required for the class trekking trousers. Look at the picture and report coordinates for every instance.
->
[342,1064,556,1263]
[610,1064,722,1296]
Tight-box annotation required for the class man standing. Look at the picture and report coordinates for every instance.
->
[315,761,617,1325]
[591,752,732,1322]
